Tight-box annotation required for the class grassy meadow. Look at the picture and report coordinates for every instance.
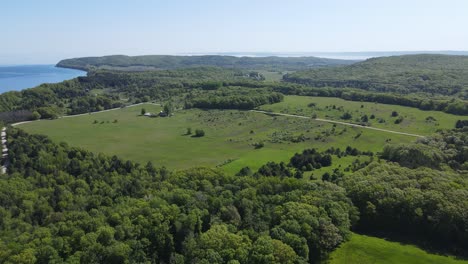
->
[328,233,468,264]
[259,96,462,135]
[257,70,287,81]
[18,102,413,174]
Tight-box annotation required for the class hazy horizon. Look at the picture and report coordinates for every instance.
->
[2,50,468,66]
[2,0,468,64]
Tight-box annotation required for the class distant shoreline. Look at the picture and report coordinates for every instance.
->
[180,51,468,60]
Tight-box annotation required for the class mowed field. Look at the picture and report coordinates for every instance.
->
[329,233,468,264]
[259,96,462,135]
[18,102,414,174]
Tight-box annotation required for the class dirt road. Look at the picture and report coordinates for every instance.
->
[250,110,425,138]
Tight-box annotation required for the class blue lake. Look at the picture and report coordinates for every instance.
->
[0,65,86,94]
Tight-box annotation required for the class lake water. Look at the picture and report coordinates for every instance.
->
[0,65,86,94]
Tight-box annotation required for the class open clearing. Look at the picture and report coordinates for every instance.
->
[18,103,414,174]
[251,110,424,138]
[259,96,462,135]
[329,233,468,264]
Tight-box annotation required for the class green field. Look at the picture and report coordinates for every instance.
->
[259,96,461,135]
[18,103,414,174]
[328,233,468,264]
[257,70,288,81]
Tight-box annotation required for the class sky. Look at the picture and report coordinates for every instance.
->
[1,0,468,64]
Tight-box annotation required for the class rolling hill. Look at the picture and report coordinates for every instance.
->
[56,54,357,72]
[284,54,468,98]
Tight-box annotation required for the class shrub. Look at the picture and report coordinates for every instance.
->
[36,107,60,119]
[253,142,264,149]
[341,112,352,120]
[236,167,252,176]
[31,111,41,120]
[361,115,369,122]
[194,129,205,137]
[455,120,468,128]
[394,116,404,124]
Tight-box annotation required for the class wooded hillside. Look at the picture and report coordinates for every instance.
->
[57,55,356,72]
[284,54,468,99]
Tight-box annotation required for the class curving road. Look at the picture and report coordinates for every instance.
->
[250,110,425,138]
[4,103,162,173]
[12,102,161,127]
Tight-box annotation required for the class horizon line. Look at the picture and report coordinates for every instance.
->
[2,50,468,65]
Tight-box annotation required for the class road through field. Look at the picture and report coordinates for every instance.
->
[11,105,425,139]
[250,110,425,138]
[11,102,161,126]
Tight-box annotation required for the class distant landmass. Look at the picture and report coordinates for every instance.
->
[185,51,468,60]
[56,55,357,72]
[284,54,468,99]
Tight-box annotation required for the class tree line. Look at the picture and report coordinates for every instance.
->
[185,91,283,110]
[272,85,468,115]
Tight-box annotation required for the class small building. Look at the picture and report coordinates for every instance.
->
[144,112,153,117]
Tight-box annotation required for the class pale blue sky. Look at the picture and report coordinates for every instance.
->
[1,0,467,64]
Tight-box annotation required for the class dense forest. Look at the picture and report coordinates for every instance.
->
[344,127,468,255]
[184,89,284,110]
[0,128,358,263]
[284,54,468,99]
[56,55,356,72]
[343,163,468,255]
[1,125,467,263]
